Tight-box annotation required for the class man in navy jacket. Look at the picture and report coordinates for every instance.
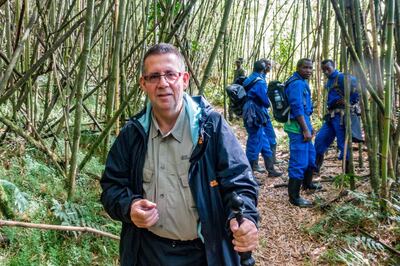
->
[101,43,259,265]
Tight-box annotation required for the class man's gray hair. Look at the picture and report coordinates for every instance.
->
[142,43,186,73]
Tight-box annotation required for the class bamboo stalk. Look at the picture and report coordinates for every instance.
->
[330,0,385,112]
[68,0,95,200]
[0,219,119,240]
[199,0,234,95]
[102,0,126,162]
[380,0,395,211]
[0,16,86,105]
[0,12,37,94]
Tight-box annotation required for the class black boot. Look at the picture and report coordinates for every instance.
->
[271,144,282,164]
[250,160,266,173]
[288,178,313,207]
[264,156,282,177]
[303,168,322,190]
[315,154,324,173]
[345,160,352,174]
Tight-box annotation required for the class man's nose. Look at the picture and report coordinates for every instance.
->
[157,75,169,86]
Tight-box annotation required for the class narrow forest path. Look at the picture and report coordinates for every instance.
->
[228,119,369,266]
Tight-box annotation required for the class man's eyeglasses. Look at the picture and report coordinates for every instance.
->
[143,71,183,84]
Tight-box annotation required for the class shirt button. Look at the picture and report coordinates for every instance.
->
[160,194,164,198]
[160,164,165,169]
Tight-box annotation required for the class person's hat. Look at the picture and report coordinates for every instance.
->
[253,60,267,72]
[235,57,244,63]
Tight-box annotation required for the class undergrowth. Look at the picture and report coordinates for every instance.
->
[0,137,120,265]
[308,189,400,265]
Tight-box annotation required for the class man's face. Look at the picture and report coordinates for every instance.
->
[265,61,272,73]
[321,63,335,77]
[140,53,189,115]
[298,61,313,80]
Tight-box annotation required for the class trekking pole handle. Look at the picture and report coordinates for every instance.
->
[231,192,256,266]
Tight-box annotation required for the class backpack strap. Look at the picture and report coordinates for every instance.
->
[329,75,344,97]
[284,76,300,88]
[244,77,263,91]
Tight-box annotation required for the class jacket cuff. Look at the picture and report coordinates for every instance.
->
[122,195,143,224]
[291,108,304,118]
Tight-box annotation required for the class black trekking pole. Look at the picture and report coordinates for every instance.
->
[230,192,256,266]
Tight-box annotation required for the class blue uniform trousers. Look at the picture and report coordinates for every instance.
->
[315,114,347,160]
[264,120,277,146]
[288,132,316,180]
[245,125,272,162]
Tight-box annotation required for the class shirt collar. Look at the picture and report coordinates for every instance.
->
[150,107,185,143]
[329,69,339,79]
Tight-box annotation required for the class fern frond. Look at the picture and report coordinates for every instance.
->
[337,246,370,266]
[0,179,29,213]
[355,236,384,252]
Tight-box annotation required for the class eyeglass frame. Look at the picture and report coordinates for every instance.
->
[142,71,184,84]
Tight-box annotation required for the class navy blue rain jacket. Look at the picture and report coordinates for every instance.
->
[100,93,259,266]
[242,72,269,128]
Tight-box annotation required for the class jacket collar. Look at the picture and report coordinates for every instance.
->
[243,72,264,87]
[329,69,340,79]
[137,92,202,145]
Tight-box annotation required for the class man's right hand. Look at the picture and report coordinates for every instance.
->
[303,129,312,142]
[130,199,159,228]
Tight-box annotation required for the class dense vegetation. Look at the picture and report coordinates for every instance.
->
[0,0,399,264]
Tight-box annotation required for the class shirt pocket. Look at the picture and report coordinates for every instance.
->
[178,169,196,209]
[142,168,155,202]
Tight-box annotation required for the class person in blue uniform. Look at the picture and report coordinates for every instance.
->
[284,58,319,207]
[242,60,282,177]
[314,59,359,173]
[262,59,279,164]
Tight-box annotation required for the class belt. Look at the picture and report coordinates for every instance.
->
[145,230,203,248]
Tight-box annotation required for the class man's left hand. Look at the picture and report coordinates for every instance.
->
[229,218,258,252]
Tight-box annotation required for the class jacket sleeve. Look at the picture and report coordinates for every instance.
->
[212,113,259,226]
[100,125,142,224]
[287,80,305,117]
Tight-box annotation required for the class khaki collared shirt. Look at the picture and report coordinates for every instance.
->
[143,108,198,240]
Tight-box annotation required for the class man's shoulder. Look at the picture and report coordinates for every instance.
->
[286,75,304,88]
[120,109,147,135]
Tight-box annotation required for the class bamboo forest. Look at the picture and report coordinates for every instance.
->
[0,0,400,265]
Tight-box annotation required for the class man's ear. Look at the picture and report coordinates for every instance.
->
[139,76,147,93]
[182,72,190,88]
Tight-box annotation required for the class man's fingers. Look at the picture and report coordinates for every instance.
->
[229,218,239,232]
[133,208,159,228]
[230,218,258,252]
[135,199,157,210]
[130,199,159,228]
[141,199,157,209]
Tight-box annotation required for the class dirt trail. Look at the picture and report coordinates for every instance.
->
[229,121,345,266]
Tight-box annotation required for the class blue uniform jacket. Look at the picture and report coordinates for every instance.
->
[242,72,269,128]
[326,70,359,109]
[101,93,259,266]
[243,72,269,108]
[285,72,313,132]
